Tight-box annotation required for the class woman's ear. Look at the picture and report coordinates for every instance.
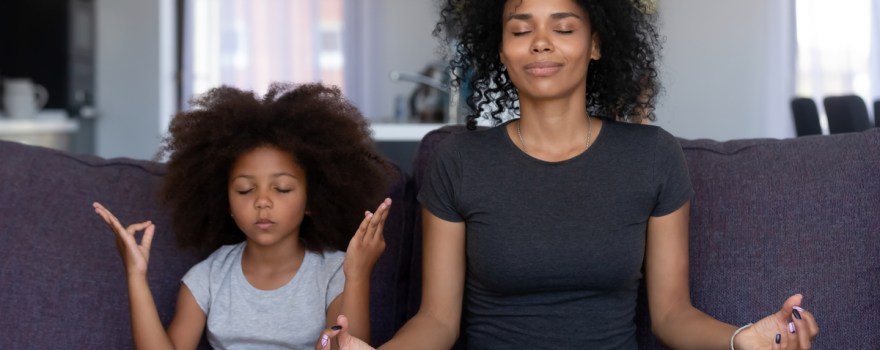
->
[590,33,602,60]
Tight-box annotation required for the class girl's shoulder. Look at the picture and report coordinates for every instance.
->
[305,249,345,273]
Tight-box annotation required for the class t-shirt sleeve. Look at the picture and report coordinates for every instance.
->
[417,135,465,222]
[650,128,695,217]
[325,253,345,310]
[181,260,211,314]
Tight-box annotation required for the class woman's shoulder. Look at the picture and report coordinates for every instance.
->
[602,120,679,148]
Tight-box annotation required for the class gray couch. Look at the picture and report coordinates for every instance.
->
[1,126,878,349]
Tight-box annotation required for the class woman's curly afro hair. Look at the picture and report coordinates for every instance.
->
[159,83,391,254]
[435,0,661,129]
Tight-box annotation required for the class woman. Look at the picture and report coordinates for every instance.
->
[324,0,819,348]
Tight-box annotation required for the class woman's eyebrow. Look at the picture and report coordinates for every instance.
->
[506,12,581,22]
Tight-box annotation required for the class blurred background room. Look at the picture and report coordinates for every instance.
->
[1,0,878,173]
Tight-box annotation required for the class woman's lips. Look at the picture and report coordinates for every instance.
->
[524,61,563,76]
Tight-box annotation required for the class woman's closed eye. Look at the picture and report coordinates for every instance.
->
[513,30,532,37]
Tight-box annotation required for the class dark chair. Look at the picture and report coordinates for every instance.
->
[823,95,871,134]
[790,97,822,136]
[874,100,879,127]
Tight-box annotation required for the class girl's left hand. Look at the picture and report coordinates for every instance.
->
[343,198,391,283]
[734,294,819,349]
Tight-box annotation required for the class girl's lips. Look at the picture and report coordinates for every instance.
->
[524,61,563,77]
[256,220,274,230]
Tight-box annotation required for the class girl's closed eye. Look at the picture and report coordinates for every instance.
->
[235,188,254,195]
[513,30,532,36]
[275,187,292,194]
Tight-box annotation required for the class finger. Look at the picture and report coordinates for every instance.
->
[334,314,352,347]
[775,294,803,322]
[367,199,391,242]
[352,211,372,245]
[126,221,153,236]
[365,202,387,239]
[141,224,156,252]
[315,328,340,350]
[792,306,818,347]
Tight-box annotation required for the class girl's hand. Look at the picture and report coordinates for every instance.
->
[316,315,375,350]
[734,294,819,349]
[343,198,391,283]
[93,202,155,277]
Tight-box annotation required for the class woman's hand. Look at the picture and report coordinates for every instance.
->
[734,294,819,349]
[316,315,376,350]
[93,202,155,277]
[343,198,391,283]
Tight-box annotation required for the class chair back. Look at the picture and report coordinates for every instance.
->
[790,97,822,136]
[874,100,879,127]
[823,95,871,133]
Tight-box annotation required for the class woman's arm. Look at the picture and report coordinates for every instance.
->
[645,202,818,349]
[379,208,466,350]
[644,202,736,349]
[94,202,205,350]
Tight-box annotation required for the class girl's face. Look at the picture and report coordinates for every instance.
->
[228,146,308,247]
[499,0,600,101]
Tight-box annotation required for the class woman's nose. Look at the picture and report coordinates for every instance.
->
[531,32,553,53]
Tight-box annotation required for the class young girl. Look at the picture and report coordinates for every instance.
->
[94,83,392,349]
[328,0,819,349]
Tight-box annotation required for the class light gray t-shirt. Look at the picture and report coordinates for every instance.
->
[418,120,694,349]
[182,242,345,350]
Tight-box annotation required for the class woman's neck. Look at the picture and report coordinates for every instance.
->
[511,96,600,161]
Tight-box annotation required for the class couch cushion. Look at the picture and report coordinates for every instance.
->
[668,129,880,350]
[0,140,200,348]
[0,140,412,348]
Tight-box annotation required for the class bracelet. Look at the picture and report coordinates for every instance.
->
[730,323,753,350]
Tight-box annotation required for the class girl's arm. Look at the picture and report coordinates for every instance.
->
[94,202,205,350]
[645,202,818,349]
[319,208,465,350]
[378,208,465,349]
[325,198,393,345]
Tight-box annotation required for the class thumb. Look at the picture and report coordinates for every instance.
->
[776,293,804,320]
[335,314,353,347]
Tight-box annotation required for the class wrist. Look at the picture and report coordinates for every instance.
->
[730,323,753,350]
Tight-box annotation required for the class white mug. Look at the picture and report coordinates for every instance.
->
[3,78,49,119]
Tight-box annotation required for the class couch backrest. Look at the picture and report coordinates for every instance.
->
[0,140,412,348]
[409,125,880,349]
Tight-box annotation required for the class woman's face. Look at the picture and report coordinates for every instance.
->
[228,146,308,247]
[499,0,600,101]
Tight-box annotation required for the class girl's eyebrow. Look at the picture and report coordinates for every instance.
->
[231,172,299,180]
[506,12,581,22]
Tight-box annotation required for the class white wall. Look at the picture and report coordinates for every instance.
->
[95,0,175,160]
[348,0,442,121]
[654,0,795,140]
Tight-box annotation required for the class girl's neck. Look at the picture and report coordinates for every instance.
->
[241,235,305,273]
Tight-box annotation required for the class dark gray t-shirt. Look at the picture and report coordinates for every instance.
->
[418,120,693,349]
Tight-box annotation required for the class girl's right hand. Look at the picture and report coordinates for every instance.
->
[316,315,375,350]
[343,198,391,283]
[93,202,155,277]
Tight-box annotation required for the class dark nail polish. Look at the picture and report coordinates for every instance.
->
[331,325,342,331]
[775,333,781,344]
[792,308,802,320]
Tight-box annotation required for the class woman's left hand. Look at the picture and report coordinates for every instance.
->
[734,294,819,349]
[343,198,391,283]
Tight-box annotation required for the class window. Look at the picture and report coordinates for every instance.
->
[795,0,878,128]
[179,0,345,110]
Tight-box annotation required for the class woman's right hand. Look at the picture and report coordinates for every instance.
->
[316,315,376,350]
[93,202,155,277]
